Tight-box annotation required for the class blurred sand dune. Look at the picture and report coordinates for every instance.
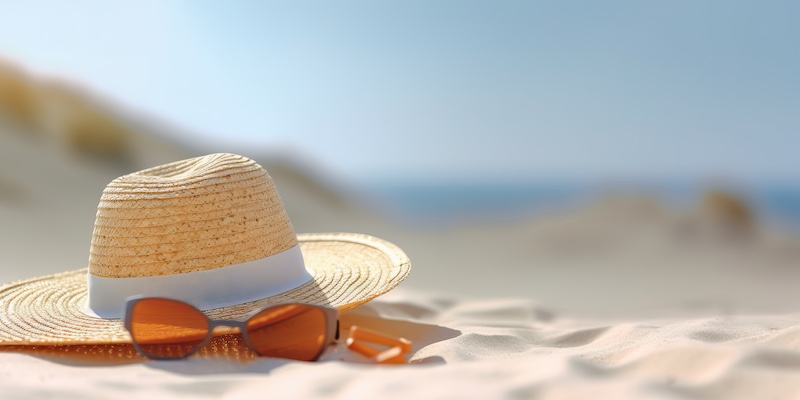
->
[4,59,800,400]
[0,60,400,287]
[1,60,799,319]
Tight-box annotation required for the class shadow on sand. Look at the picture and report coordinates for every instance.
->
[0,303,461,371]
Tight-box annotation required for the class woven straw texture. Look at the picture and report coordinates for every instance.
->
[90,153,297,278]
[0,153,411,346]
[0,233,410,345]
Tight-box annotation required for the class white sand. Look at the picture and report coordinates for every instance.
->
[2,64,800,399]
[2,291,800,399]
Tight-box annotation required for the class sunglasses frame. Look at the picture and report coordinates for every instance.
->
[123,295,340,361]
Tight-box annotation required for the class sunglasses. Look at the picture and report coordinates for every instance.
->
[123,296,339,361]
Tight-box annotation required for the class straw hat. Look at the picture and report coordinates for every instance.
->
[0,153,410,345]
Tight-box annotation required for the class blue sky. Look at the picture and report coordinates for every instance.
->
[0,1,797,183]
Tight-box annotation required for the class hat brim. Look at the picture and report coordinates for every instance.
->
[0,233,410,345]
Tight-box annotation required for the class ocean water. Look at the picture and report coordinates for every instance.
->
[364,181,800,231]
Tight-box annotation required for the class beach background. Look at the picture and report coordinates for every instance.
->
[1,1,800,399]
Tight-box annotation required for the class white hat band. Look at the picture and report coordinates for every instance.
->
[85,245,311,318]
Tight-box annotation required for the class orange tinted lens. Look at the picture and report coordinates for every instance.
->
[129,299,209,359]
[246,305,328,361]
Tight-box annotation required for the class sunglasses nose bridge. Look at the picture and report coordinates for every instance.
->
[207,319,248,334]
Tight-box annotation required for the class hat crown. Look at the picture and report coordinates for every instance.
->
[89,153,298,278]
